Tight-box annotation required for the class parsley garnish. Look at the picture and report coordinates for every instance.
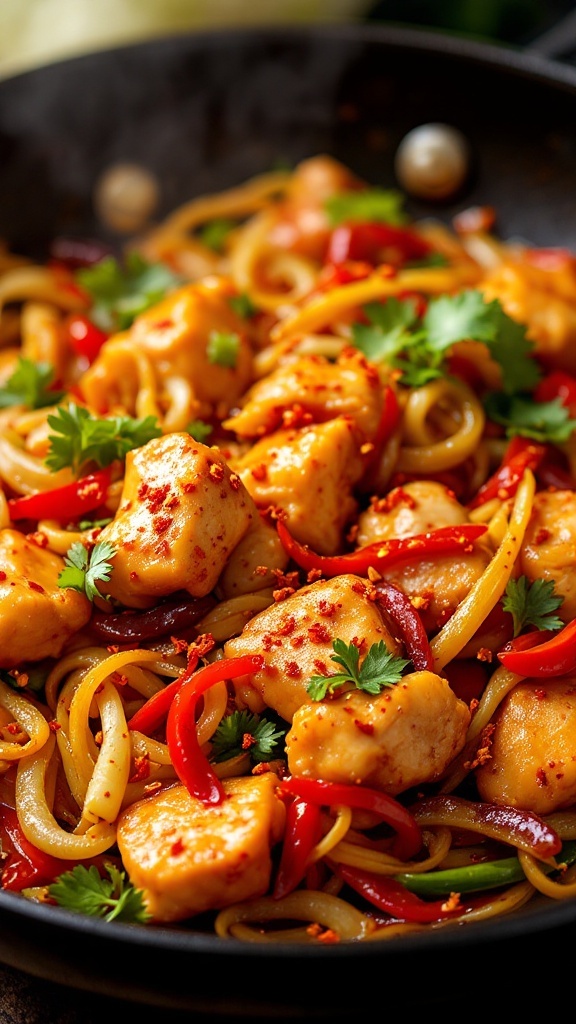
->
[48,863,150,923]
[207,330,240,368]
[199,217,236,252]
[0,358,64,409]
[211,710,287,765]
[324,189,407,227]
[351,289,540,393]
[502,576,564,637]
[75,252,182,332]
[46,403,161,475]
[483,392,576,444]
[58,541,116,602]
[229,293,257,319]
[186,419,213,443]
[307,639,410,701]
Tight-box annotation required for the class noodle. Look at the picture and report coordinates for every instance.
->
[1,152,576,944]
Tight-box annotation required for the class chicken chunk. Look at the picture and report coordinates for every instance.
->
[224,574,401,722]
[356,480,492,633]
[286,670,471,795]
[224,350,384,443]
[216,513,289,600]
[80,276,254,420]
[480,258,576,375]
[0,528,91,668]
[97,432,256,608]
[233,417,365,555]
[116,774,285,923]
[475,677,576,815]
[520,489,576,622]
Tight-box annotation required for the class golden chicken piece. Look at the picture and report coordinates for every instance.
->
[480,257,576,375]
[475,677,576,815]
[0,528,91,668]
[355,480,492,633]
[80,276,254,421]
[223,350,384,443]
[233,416,365,556]
[117,774,285,923]
[520,489,576,622]
[216,513,289,600]
[96,432,256,609]
[224,574,401,722]
[286,670,471,795]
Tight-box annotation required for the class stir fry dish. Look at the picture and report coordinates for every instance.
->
[2,153,576,943]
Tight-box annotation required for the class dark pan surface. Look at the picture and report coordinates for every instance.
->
[1,24,576,1015]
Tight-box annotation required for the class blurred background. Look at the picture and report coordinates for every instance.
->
[1,0,576,79]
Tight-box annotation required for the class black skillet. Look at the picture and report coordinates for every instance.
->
[1,22,576,1017]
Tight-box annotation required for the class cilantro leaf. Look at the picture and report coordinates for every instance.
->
[502,576,564,637]
[483,392,576,444]
[211,710,287,765]
[46,403,161,474]
[186,419,213,443]
[423,290,496,352]
[307,638,410,700]
[486,303,541,395]
[48,862,150,923]
[76,252,182,332]
[0,358,64,409]
[229,293,257,319]
[207,330,240,368]
[199,217,236,252]
[58,540,116,602]
[324,189,407,227]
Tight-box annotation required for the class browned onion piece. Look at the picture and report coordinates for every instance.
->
[89,593,216,643]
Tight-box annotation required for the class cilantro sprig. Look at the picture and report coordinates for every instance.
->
[75,252,182,332]
[211,710,287,765]
[307,639,410,701]
[48,863,150,923]
[0,358,64,410]
[502,576,564,637]
[483,391,576,444]
[207,330,240,368]
[46,403,161,475]
[58,541,116,602]
[352,289,540,394]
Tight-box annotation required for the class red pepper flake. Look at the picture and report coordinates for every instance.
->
[129,755,151,783]
[0,571,5,581]
[28,531,48,548]
[308,623,331,644]
[250,463,268,482]
[285,661,302,678]
[536,767,548,787]
[208,463,225,483]
[48,720,61,732]
[354,720,375,736]
[273,586,296,602]
[242,732,257,751]
[229,473,241,491]
[153,514,173,535]
[28,580,45,593]
[282,405,313,430]
[170,837,186,856]
[317,600,338,618]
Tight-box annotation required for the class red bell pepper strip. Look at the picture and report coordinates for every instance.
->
[166,652,264,805]
[8,466,112,522]
[279,777,422,861]
[325,222,431,267]
[273,796,323,899]
[498,620,576,678]
[276,519,487,578]
[467,436,546,510]
[0,803,70,892]
[127,653,201,735]
[63,312,109,364]
[372,579,433,671]
[336,863,462,923]
[525,247,576,272]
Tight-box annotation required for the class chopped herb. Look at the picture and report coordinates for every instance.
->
[324,189,407,227]
[48,863,150,923]
[351,289,540,393]
[186,419,213,443]
[502,576,564,637]
[46,403,161,475]
[75,252,182,332]
[58,540,116,602]
[199,217,236,252]
[0,358,64,409]
[307,639,410,701]
[211,710,287,765]
[207,330,240,368]
[483,392,576,444]
[73,517,113,531]
[229,293,257,319]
